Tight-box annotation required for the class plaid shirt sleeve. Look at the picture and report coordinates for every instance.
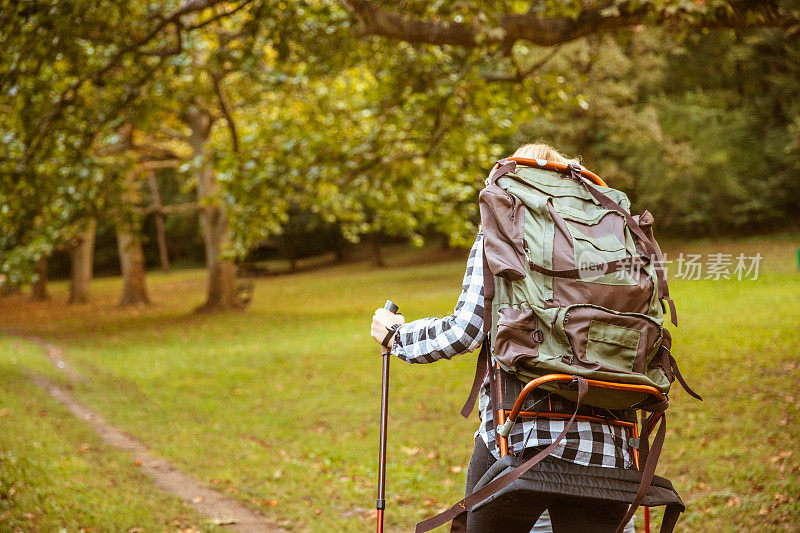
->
[391,233,486,364]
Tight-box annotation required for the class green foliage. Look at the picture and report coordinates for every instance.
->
[514,28,800,235]
[3,0,800,287]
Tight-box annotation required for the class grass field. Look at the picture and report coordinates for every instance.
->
[0,338,218,531]
[1,234,799,531]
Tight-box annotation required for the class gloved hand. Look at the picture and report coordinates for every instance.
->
[371,307,406,348]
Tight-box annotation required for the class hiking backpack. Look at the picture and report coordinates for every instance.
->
[416,158,701,533]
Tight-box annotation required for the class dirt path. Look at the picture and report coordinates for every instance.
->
[5,331,287,533]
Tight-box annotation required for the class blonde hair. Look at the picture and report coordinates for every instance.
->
[512,143,579,166]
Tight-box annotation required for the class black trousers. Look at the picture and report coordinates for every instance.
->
[464,437,629,533]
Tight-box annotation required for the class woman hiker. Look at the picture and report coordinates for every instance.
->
[370,143,636,533]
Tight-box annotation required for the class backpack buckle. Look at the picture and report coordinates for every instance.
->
[567,163,583,183]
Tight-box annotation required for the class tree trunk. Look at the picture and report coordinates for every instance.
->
[370,232,385,268]
[147,170,171,272]
[116,170,150,306]
[284,231,297,272]
[117,230,150,306]
[186,104,241,312]
[31,256,49,301]
[333,230,349,263]
[69,218,96,304]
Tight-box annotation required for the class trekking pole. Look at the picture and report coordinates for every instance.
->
[377,299,399,533]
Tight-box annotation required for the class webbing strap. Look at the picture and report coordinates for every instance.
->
[666,349,703,401]
[615,411,667,533]
[415,377,590,533]
[460,237,495,419]
[487,159,517,185]
[528,257,638,280]
[460,343,488,419]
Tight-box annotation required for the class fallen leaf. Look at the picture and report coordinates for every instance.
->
[192,496,204,504]
[134,460,142,467]
[726,497,741,507]
[449,466,463,474]
[401,446,420,456]
[0,408,9,418]
[314,509,322,515]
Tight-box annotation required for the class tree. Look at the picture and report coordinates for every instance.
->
[338,1,795,48]
[0,0,252,289]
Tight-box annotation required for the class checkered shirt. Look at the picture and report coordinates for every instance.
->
[391,233,633,468]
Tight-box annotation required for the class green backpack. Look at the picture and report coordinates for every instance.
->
[478,158,700,412]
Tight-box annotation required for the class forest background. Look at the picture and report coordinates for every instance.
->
[2,0,799,308]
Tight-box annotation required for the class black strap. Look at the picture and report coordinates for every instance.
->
[381,324,399,348]
[660,503,683,533]
[415,377,590,533]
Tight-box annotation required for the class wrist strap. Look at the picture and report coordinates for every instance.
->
[381,324,400,348]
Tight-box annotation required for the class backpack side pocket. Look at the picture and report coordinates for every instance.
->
[494,307,542,367]
[480,185,527,281]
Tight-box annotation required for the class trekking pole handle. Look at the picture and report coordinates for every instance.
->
[384,299,399,314]
[380,300,399,356]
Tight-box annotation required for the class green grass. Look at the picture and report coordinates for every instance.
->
[1,234,798,531]
[0,337,217,531]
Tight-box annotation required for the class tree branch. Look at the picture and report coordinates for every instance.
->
[24,0,231,163]
[482,46,561,83]
[210,71,239,152]
[338,1,792,48]
[185,0,254,31]
[139,202,202,216]
[139,21,183,57]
